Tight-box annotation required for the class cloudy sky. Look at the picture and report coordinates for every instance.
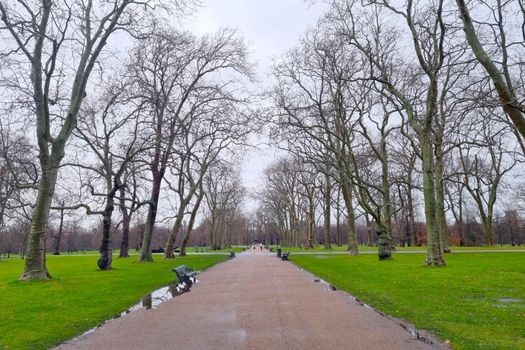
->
[186,1,326,66]
[183,0,327,205]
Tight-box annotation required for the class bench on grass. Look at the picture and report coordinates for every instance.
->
[229,251,236,258]
[172,265,198,289]
[281,252,291,261]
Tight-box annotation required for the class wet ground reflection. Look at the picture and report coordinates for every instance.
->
[126,284,185,313]
[75,281,196,340]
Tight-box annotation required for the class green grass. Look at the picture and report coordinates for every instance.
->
[0,254,227,350]
[292,253,525,350]
[0,246,245,260]
[273,245,525,253]
[445,245,525,250]
[189,246,245,253]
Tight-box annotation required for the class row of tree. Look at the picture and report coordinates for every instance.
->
[0,0,251,279]
[2,0,525,279]
[257,156,524,250]
[257,0,525,265]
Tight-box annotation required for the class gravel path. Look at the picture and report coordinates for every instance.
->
[56,249,446,350]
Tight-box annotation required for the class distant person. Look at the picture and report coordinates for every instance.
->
[259,244,263,251]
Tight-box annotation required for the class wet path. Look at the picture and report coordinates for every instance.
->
[56,249,445,350]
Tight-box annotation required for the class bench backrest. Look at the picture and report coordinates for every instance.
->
[173,265,194,276]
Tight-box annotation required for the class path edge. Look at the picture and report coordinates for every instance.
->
[53,254,234,349]
[291,263,452,350]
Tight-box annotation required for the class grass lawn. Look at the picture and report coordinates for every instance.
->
[0,246,245,260]
[0,254,227,350]
[292,253,525,350]
[188,246,245,253]
[275,245,525,253]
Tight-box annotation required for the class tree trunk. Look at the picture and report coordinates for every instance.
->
[119,187,131,258]
[98,177,117,271]
[323,175,332,249]
[404,210,410,247]
[336,200,342,246]
[53,206,65,255]
[97,207,114,270]
[407,185,417,246]
[308,191,315,248]
[420,132,445,266]
[484,215,494,246]
[406,156,417,246]
[380,139,393,249]
[365,214,373,247]
[165,186,198,258]
[140,174,162,262]
[435,143,450,253]
[180,191,204,256]
[289,204,299,247]
[341,179,358,255]
[164,215,183,259]
[21,157,59,280]
[458,193,464,246]
[377,222,391,260]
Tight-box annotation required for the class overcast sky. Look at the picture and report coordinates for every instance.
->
[183,1,327,207]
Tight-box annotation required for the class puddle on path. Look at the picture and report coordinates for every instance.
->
[126,284,185,313]
[69,280,197,343]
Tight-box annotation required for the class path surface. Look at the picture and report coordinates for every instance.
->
[57,250,445,350]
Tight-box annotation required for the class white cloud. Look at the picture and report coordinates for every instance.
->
[183,1,326,209]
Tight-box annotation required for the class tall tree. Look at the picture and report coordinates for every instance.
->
[329,0,448,265]
[129,28,251,262]
[0,0,171,280]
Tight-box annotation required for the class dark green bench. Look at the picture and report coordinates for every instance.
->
[281,252,291,261]
[172,265,198,288]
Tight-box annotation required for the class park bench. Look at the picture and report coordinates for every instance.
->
[172,265,198,289]
[281,252,291,261]
[229,251,236,258]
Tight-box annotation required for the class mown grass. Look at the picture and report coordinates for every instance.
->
[189,246,245,253]
[275,244,525,253]
[292,253,525,350]
[0,246,245,260]
[0,254,227,350]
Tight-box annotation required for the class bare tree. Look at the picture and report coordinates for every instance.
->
[271,27,361,254]
[0,0,175,280]
[178,182,204,256]
[296,164,319,249]
[457,119,520,245]
[203,162,245,250]
[0,120,37,230]
[128,27,251,262]
[162,96,251,258]
[329,0,448,265]
[118,164,145,258]
[455,0,525,139]
[63,77,148,270]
